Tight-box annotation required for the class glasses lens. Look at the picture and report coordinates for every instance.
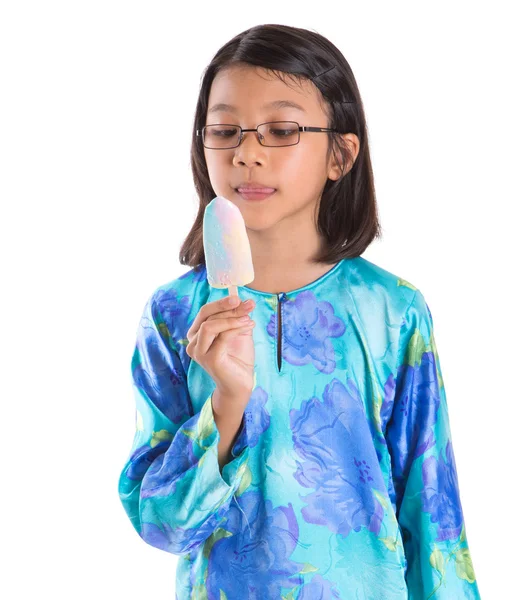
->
[203,125,241,149]
[258,121,299,146]
[202,122,300,148]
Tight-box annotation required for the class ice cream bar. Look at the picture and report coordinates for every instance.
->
[203,196,254,296]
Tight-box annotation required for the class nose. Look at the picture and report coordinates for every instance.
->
[233,130,265,166]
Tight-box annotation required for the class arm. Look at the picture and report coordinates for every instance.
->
[117,292,251,556]
[385,289,481,598]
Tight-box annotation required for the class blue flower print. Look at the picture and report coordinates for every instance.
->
[387,350,441,501]
[205,490,305,599]
[297,573,341,599]
[152,287,193,369]
[379,371,396,432]
[232,386,271,456]
[289,378,387,537]
[133,315,190,425]
[125,441,171,480]
[153,287,192,334]
[141,516,214,555]
[267,290,345,373]
[138,417,199,500]
[421,440,465,542]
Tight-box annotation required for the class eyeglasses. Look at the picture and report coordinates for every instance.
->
[196,120,338,149]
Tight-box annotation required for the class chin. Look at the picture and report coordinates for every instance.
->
[241,213,284,233]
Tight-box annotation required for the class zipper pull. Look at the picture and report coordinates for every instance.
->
[278,292,288,303]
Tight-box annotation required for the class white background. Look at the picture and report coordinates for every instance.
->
[2,2,528,598]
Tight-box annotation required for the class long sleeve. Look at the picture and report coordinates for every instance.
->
[117,293,251,556]
[385,289,481,599]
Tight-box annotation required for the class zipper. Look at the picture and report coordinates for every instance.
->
[277,292,287,372]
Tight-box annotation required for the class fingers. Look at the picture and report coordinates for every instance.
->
[186,320,255,361]
[187,296,239,339]
[187,296,255,339]
[209,300,255,322]
[195,316,253,357]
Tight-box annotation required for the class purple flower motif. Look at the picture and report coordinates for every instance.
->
[290,378,387,537]
[421,440,464,541]
[298,574,341,599]
[387,351,441,502]
[267,290,345,373]
[206,491,305,599]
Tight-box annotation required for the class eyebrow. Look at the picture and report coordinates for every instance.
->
[207,99,307,115]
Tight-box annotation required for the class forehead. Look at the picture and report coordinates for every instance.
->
[207,65,328,117]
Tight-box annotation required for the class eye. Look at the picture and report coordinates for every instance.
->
[209,127,239,138]
[269,126,297,137]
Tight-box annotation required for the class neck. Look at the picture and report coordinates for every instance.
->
[246,218,333,295]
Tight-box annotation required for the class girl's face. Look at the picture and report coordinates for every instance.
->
[204,64,351,235]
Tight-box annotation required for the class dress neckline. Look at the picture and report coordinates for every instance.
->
[240,258,347,297]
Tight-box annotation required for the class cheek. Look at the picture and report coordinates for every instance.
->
[275,147,327,188]
[204,154,229,188]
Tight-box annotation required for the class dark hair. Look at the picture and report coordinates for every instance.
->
[180,24,382,268]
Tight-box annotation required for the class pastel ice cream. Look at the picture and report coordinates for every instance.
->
[203,196,254,292]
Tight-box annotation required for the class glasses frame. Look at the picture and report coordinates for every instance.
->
[196,120,338,149]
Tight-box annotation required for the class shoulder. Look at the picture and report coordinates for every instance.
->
[339,256,434,367]
[148,263,211,322]
[141,264,211,366]
[344,258,435,344]
[341,256,422,317]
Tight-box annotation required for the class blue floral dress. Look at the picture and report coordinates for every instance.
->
[117,256,481,599]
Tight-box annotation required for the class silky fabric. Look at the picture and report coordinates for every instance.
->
[117,256,481,599]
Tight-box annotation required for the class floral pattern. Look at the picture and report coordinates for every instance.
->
[206,491,305,598]
[422,440,464,542]
[118,257,481,599]
[267,290,345,373]
[289,378,386,537]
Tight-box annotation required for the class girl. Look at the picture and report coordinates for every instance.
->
[118,24,481,600]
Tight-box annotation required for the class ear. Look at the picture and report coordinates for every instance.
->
[327,133,360,181]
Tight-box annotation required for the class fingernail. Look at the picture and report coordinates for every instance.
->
[244,299,254,307]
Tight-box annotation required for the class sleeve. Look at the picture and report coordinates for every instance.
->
[385,289,481,599]
[117,293,252,556]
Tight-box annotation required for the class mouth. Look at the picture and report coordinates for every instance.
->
[236,188,277,201]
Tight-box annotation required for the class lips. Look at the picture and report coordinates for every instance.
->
[237,186,276,193]
[236,188,276,201]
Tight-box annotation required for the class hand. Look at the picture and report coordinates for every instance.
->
[186,295,256,412]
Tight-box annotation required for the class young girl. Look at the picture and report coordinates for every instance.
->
[118,24,481,600]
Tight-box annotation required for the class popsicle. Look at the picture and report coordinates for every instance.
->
[202,195,254,298]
